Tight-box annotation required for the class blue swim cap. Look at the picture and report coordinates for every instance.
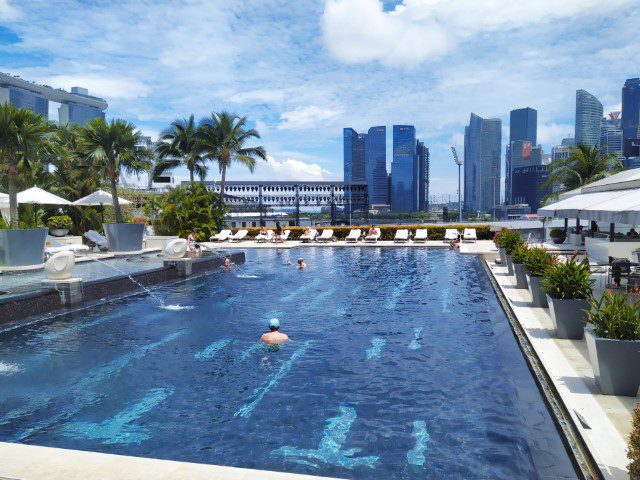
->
[269,318,280,328]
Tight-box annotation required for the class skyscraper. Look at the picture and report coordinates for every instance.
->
[391,125,417,212]
[622,78,640,158]
[343,128,366,214]
[464,113,501,213]
[416,141,429,211]
[365,126,388,206]
[601,112,624,162]
[575,89,603,147]
[511,165,550,212]
[505,107,537,204]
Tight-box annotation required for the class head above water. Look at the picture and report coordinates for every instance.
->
[297,258,304,265]
[268,318,280,331]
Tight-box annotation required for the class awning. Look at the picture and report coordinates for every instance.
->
[538,190,629,218]
[73,189,132,206]
[581,168,640,193]
[17,186,71,205]
[585,189,640,224]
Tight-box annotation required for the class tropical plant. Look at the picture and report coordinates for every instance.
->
[151,182,224,241]
[79,118,151,223]
[541,253,594,299]
[629,404,640,478]
[47,215,73,230]
[499,230,522,255]
[155,115,207,183]
[543,144,623,199]
[585,290,640,340]
[511,242,529,264]
[524,247,552,277]
[197,111,267,203]
[0,102,55,227]
[549,228,566,239]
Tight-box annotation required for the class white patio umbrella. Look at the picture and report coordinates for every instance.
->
[0,192,8,223]
[16,186,71,225]
[72,189,132,222]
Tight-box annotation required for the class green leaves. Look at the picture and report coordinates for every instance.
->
[523,247,552,277]
[498,230,522,255]
[586,291,640,340]
[541,253,593,299]
[511,242,529,264]
[47,215,73,230]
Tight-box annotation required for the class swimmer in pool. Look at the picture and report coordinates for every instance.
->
[224,253,232,270]
[261,318,289,346]
[287,257,307,269]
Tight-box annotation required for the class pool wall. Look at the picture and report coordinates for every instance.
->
[0,252,245,327]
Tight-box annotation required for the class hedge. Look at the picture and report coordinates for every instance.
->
[229,224,491,241]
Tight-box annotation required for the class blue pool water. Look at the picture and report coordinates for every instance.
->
[0,248,577,479]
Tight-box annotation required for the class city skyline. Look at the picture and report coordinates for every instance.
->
[0,0,638,194]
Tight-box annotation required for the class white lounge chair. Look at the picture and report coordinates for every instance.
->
[83,230,108,250]
[364,229,381,242]
[255,230,274,243]
[316,229,334,243]
[45,236,90,257]
[414,229,428,242]
[345,229,362,243]
[210,229,232,242]
[394,229,409,243]
[300,228,317,243]
[275,229,290,242]
[444,229,459,242]
[463,228,477,243]
[230,229,249,242]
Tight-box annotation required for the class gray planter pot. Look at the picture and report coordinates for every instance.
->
[635,251,640,264]
[526,274,548,307]
[547,295,589,339]
[49,228,69,237]
[0,227,47,270]
[505,254,514,275]
[498,247,507,266]
[103,222,145,253]
[585,327,640,396]
[513,263,528,289]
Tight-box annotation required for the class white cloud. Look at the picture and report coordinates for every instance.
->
[278,105,344,130]
[0,0,20,20]
[227,154,336,181]
[229,89,285,105]
[42,75,150,100]
[537,122,574,148]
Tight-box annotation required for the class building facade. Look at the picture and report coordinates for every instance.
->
[365,126,388,206]
[601,112,624,162]
[464,113,501,213]
[575,89,603,147]
[511,165,550,212]
[416,141,429,211]
[505,107,537,204]
[622,78,640,158]
[391,125,417,212]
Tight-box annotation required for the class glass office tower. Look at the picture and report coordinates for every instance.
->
[391,125,416,213]
[366,126,387,206]
[575,89,603,147]
[5,86,48,116]
[622,78,640,158]
[506,107,537,203]
[416,140,429,211]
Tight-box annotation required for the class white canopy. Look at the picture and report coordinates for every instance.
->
[73,189,132,206]
[16,186,71,205]
[537,190,630,218]
[583,189,640,224]
[581,169,640,193]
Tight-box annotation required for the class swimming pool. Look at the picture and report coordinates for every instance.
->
[0,248,577,479]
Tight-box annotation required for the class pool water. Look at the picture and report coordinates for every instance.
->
[0,248,577,479]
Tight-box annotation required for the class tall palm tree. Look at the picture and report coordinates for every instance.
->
[0,102,54,227]
[197,112,267,203]
[543,144,623,199]
[79,118,151,223]
[156,115,207,183]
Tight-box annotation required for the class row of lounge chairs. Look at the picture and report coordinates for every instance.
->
[208,227,477,243]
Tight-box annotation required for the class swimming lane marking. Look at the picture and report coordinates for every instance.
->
[61,387,173,445]
[194,338,232,360]
[234,340,312,419]
[281,278,322,302]
[273,405,379,469]
[406,420,430,466]
[365,338,386,360]
[238,342,263,361]
[441,287,452,313]
[385,277,411,310]
[408,327,423,350]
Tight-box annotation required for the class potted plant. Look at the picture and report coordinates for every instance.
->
[635,247,640,264]
[512,242,529,289]
[629,404,640,478]
[541,253,594,339]
[80,118,151,253]
[0,103,53,270]
[494,229,507,265]
[584,291,640,396]
[501,230,522,276]
[47,215,73,237]
[524,247,552,307]
[549,227,566,244]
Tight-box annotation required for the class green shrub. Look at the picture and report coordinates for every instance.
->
[524,247,552,277]
[151,183,224,241]
[629,404,640,478]
[499,230,522,255]
[586,291,640,340]
[550,227,566,238]
[511,243,529,264]
[541,253,594,299]
[47,215,73,230]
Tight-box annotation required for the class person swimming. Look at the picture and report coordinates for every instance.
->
[260,318,289,346]
[287,257,307,269]
[224,253,232,270]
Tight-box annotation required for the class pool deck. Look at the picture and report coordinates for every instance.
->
[0,442,343,480]
[485,259,635,480]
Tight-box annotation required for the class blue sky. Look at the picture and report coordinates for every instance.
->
[1,0,639,197]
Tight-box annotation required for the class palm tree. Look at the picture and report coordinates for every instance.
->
[543,144,623,199]
[197,112,267,203]
[79,118,151,223]
[0,102,54,227]
[156,115,207,183]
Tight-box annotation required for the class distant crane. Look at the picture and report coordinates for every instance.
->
[451,147,462,222]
